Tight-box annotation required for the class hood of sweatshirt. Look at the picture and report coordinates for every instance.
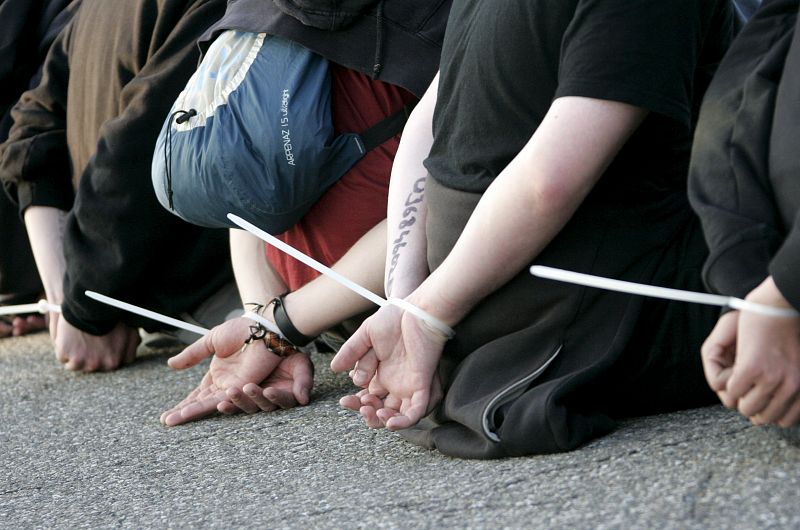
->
[272,0,380,30]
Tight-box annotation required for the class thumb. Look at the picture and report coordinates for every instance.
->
[292,354,314,405]
[330,321,373,373]
[168,332,215,369]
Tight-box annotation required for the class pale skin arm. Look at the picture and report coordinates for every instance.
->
[701,276,800,427]
[161,220,388,425]
[332,95,648,430]
[384,73,438,300]
[0,208,58,338]
[24,206,68,337]
[339,75,440,408]
[24,205,139,371]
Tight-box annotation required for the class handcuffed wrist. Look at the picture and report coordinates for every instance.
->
[240,314,299,358]
[386,297,455,340]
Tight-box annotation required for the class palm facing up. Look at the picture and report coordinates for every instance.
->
[332,304,448,430]
[161,318,283,426]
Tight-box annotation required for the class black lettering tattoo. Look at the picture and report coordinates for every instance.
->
[386,176,426,294]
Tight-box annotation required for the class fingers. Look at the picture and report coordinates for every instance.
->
[359,405,383,429]
[161,386,202,425]
[751,378,800,426]
[225,386,260,414]
[243,383,278,412]
[701,313,738,395]
[123,329,139,367]
[727,359,780,414]
[261,387,297,410]
[350,349,378,388]
[163,387,227,426]
[777,396,800,427]
[217,401,240,415]
[54,340,70,364]
[340,394,362,412]
[330,323,372,373]
[0,319,12,338]
[64,350,88,371]
[736,381,779,419]
[290,354,314,405]
[12,315,47,337]
[168,333,215,370]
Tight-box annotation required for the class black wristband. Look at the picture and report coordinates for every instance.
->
[272,295,314,346]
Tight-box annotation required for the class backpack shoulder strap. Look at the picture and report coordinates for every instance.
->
[358,101,418,152]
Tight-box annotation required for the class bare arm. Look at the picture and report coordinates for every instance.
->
[25,205,139,371]
[410,96,647,325]
[384,74,438,299]
[332,96,648,429]
[230,228,287,305]
[24,205,68,308]
[285,219,386,336]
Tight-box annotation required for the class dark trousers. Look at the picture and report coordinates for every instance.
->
[400,177,717,458]
[0,191,41,302]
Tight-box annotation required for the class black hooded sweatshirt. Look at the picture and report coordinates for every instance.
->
[689,0,800,310]
[0,0,232,334]
[200,0,451,97]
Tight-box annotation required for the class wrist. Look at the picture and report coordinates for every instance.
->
[271,294,315,346]
[746,276,794,309]
[406,283,467,329]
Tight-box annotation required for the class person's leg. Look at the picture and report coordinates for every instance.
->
[590,215,719,416]
[402,179,715,458]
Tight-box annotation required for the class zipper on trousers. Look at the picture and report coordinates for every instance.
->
[481,345,562,442]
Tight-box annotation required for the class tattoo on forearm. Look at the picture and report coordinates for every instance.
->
[57,212,68,239]
[386,177,426,295]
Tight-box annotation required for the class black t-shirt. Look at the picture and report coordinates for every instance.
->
[424,0,733,197]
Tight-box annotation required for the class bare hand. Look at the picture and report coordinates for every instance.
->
[331,303,448,430]
[702,277,800,427]
[218,351,313,415]
[54,317,139,372]
[160,318,307,426]
[0,314,47,338]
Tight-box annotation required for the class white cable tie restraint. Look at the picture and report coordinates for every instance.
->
[0,300,61,316]
[387,297,455,339]
[242,311,284,337]
[227,213,457,339]
[530,266,800,318]
[85,291,210,336]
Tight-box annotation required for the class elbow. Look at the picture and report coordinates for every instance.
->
[527,174,588,214]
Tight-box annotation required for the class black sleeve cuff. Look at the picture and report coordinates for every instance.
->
[769,229,800,311]
[702,234,772,300]
[16,178,74,215]
[60,294,120,336]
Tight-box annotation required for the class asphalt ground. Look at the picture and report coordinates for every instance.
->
[2,331,799,529]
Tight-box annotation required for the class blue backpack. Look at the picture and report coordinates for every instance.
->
[152,31,412,231]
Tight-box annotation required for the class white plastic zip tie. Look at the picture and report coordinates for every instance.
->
[530,265,800,318]
[85,291,210,335]
[386,298,455,339]
[242,311,284,337]
[0,300,61,316]
[228,213,456,338]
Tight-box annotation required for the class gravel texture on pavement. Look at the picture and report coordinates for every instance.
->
[2,332,799,529]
